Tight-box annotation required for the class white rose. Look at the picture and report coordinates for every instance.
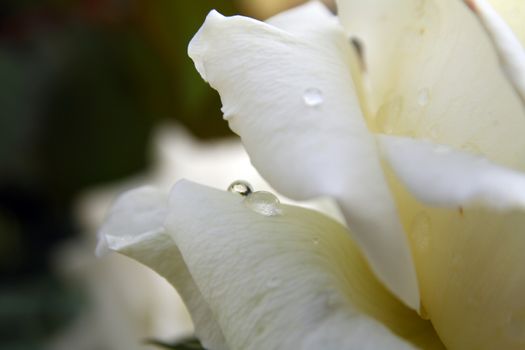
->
[98,1,525,349]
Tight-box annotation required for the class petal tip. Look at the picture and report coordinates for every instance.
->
[97,185,168,254]
[188,10,227,80]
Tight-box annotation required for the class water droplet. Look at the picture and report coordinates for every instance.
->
[417,88,430,106]
[410,212,431,252]
[267,277,281,289]
[244,191,282,216]
[303,88,324,107]
[312,237,320,245]
[227,180,253,197]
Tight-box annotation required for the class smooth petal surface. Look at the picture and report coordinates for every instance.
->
[384,170,525,349]
[97,187,228,350]
[188,1,419,311]
[378,135,525,210]
[376,137,525,348]
[337,0,525,169]
[100,180,445,350]
[165,180,440,350]
[465,0,525,104]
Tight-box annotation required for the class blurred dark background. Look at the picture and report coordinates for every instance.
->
[0,1,309,348]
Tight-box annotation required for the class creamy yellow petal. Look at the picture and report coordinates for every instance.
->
[166,180,441,349]
[99,180,445,349]
[378,136,525,348]
[337,0,525,169]
[385,172,525,349]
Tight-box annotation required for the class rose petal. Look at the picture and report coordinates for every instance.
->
[188,1,419,311]
[378,135,525,210]
[166,180,441,349]
[375,136,525,348]
[465,0,525,104]
[337,0,525,169]
[97,187,228,350]
[99,181,445,349]
[378,162,525,349]
[335,0,420,112]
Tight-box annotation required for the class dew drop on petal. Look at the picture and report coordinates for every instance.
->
[228,180,253,197]
[417,88,430,106]
[303,88,324,107]
[244,191,282,216]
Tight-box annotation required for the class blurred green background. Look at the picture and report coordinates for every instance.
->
[0,0,309,348]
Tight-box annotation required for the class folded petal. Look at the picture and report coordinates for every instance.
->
[166,180,442,349]
[97,187,228,350]
[188,1,419,310]
[99,180,445,349]
[337,0,525,169]
[376,137,525,348]
[465,0,525,104]
[378,135,525,210]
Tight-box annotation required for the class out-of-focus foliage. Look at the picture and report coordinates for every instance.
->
[0,0,238,198]
[0,1,240,349]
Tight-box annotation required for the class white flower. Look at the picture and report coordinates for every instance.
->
[99,1,525,349]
